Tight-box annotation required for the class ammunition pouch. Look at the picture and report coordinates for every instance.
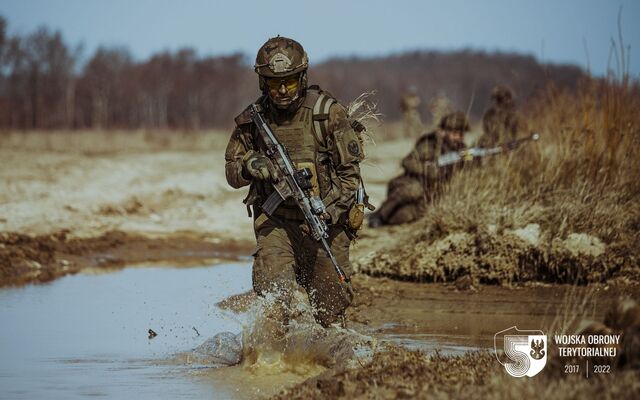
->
[347,203,365,230]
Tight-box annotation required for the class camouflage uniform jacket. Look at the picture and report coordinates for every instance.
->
[225,87,363,225]
[479,105,525,147]
[400,130,465,185]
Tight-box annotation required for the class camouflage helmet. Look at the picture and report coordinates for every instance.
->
[254,36,309,78]
[255,36,309,109]
[490,85,514,105]
[439,111,470,133]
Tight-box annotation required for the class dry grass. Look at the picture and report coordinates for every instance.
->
[439,77,640,248]
[360,77,640,285]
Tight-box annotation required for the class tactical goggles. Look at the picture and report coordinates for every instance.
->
[265,75,300,92]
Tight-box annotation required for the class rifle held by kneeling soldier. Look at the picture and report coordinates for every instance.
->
[436,132,540,167]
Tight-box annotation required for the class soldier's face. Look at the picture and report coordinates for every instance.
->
[266,74,300,108]
[445,130,464,144]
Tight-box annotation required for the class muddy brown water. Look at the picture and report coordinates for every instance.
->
[0,263,252,399]
[0,263,618,399]
[353,281,616,354]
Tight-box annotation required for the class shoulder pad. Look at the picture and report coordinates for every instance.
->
[309,84,336,99]
[303,85,338,108]
[234,105,253,126]
[234,97,264,126]
[302,88,321,109]
[310,91,337,146]
[321,89,336,99]
[312,92,337,121]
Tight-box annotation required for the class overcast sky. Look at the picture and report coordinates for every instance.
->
[1,0,639,77]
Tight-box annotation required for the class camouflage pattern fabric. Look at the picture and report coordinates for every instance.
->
[400,93,423,138]
[225,85,362,327]
[371,128,465,226]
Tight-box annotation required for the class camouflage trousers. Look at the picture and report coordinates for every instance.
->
[376,175,434,225]
[252,210,354,328]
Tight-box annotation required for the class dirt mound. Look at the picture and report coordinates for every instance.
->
[270,346,639,399]
[0,230,253,287]
[97,196,149,216]
[356,224,637,285]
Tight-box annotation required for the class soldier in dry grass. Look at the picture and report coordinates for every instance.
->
[368,112,469,227]
[478,85,526,147]
[427,93,453,130]
[400,88,423,138]
[225,37,365,334]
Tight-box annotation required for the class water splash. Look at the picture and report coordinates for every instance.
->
[184,288,376,376]
[190,332,243,366]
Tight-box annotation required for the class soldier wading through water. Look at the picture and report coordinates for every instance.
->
[225,37,367,343]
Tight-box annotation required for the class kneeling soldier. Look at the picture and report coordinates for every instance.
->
[369,112,469,227]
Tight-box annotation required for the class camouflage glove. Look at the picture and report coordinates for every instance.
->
[243,150,278,181]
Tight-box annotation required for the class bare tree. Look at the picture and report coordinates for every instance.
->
[0,15,587,131]
[77,47,132,128]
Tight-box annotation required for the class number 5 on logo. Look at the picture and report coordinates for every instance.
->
[494,326,547,377]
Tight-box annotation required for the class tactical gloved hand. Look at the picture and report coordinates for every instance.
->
[243,150,278,181]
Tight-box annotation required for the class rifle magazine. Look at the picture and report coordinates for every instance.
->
[262,191,284,216]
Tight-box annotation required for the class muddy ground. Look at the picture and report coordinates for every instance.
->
[2,131,639,399]
[0,131,411,287]
[0,230,253,286]
[271,346,640,399]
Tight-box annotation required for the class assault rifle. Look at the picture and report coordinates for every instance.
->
[436,133,540,167]
[249,104,349,284]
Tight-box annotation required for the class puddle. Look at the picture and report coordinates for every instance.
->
[373,304,542,355]
[0,263,251,399]
[382,333,481,355]
[374,323,486,355]
[353,282,620,358]
[0,263,369,400]
[1,262,618,399]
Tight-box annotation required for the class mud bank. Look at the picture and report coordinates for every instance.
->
[0,230,253,287]
[357,223,639,286]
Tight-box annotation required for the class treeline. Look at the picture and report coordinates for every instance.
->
[313,52,585,124]
[0,17,251,130]
[0,16,586,130]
